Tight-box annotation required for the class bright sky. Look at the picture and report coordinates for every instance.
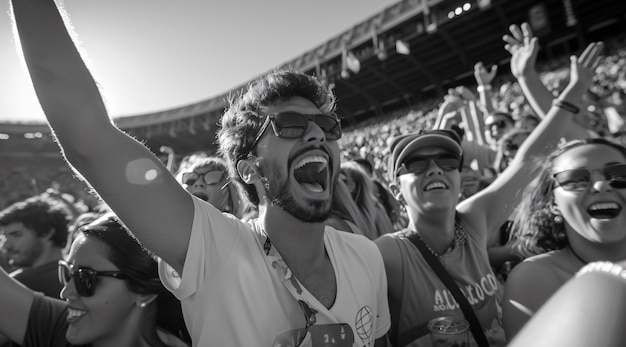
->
[0,0,398,123]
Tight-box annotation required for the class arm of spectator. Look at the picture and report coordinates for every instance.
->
[434,92,464,129]
[0,267,35,345]
[458,41,604,247]
[11,0,193,273]
[455,86,486,144]
[159,146,176,173]
[473,62,497,114]
[504,22,597,140]
[508,261,626,347]
[435,111,462,131]
[502,260,570,340]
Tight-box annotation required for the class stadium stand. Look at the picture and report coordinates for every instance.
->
[1,0,625,209]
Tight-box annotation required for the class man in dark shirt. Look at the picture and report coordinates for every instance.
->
[0,195,71,297]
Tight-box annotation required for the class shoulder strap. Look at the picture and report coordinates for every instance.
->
[404,232,490,347]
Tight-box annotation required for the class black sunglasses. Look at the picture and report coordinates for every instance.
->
[249,112,342,151]
[58,260,128,297]
[181,170,224,186]
[397,154,461,176]
[553,164,626,191]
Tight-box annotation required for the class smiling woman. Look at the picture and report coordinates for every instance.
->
[503,138,626,340]
[0,213,190,347]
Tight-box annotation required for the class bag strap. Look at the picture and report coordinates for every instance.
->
[403,231,490,347]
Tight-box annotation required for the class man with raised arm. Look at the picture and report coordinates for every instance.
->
[10,1,390,346]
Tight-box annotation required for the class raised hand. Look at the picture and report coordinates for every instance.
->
[455,85,478,103]
[503,22,539,78]
[474,62,498,86]
[566,41,604,95]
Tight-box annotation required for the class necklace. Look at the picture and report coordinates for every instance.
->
[419,221,468,258]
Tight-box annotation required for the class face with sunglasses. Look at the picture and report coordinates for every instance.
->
[58,233,151,345]
[395,147,462,210]
[485,115,514,143]
[244,97,341,221]
[181,165,231,210]
[551,144,626,244]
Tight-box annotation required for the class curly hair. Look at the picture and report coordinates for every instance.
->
[0,194,72,248]
[511,138,626,258]
[217,69,336,206]
[80,214,191,344]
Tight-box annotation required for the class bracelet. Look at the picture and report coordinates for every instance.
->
[577,261,626,281]
[552,99,580,114]
[477,85,492,92]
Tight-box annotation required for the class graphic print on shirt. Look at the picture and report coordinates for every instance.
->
[433,272,499,311]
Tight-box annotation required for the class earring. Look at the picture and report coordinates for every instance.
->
[139,302,147,308]
[553,215,563,224]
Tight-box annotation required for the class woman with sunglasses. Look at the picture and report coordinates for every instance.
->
[502,138,626,340]
[175,154,253,220]
[376,38,604,347]
[0,213,190,347]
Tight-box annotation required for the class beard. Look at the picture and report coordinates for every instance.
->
[258,160,333,223]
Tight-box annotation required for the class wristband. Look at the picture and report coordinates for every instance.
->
[477,85,492,92]
[577,261,626,281]
[552,99,580,114]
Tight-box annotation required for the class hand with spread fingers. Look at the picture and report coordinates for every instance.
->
[565,41,604,96]
[503,22,539,79]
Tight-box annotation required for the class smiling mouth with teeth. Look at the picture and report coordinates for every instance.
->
[588,202,622,219]
[424,182,447,191]
[293,155,328,193]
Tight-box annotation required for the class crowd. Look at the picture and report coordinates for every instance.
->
[1,1,626,346]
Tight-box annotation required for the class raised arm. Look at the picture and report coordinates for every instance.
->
[473,61,498,114]
[504,22,595,139]
[458,41,604,244]
[0,267,36,345]
[11,0,193,272]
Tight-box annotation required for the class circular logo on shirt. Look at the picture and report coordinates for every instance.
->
[355,306,373,340]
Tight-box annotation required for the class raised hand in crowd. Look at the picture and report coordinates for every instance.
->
[473,61,498,114]
[10,1,390,346]
[375,25,604,347]
[503,22,604,139]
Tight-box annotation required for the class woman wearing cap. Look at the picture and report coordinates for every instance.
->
[0,214,190,347]
[375,40,603,347]
[502,138,626,339]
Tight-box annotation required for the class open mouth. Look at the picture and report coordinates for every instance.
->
[587,202,621,219]
[424,181,448,191]
[293,155,328,193]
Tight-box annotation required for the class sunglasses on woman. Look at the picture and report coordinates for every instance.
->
[396,153,462,176]
[181,170,224,186]
[249,112,342,151]
[58,260,128,297]
[553,164,626,191]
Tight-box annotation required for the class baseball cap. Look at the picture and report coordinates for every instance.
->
[387,129,463,181]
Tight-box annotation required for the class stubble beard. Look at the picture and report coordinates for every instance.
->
[258,162,332,223]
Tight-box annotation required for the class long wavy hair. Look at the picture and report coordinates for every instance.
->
[329,179,370,236]
[340,161,394,239]
[511,138,626,258]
